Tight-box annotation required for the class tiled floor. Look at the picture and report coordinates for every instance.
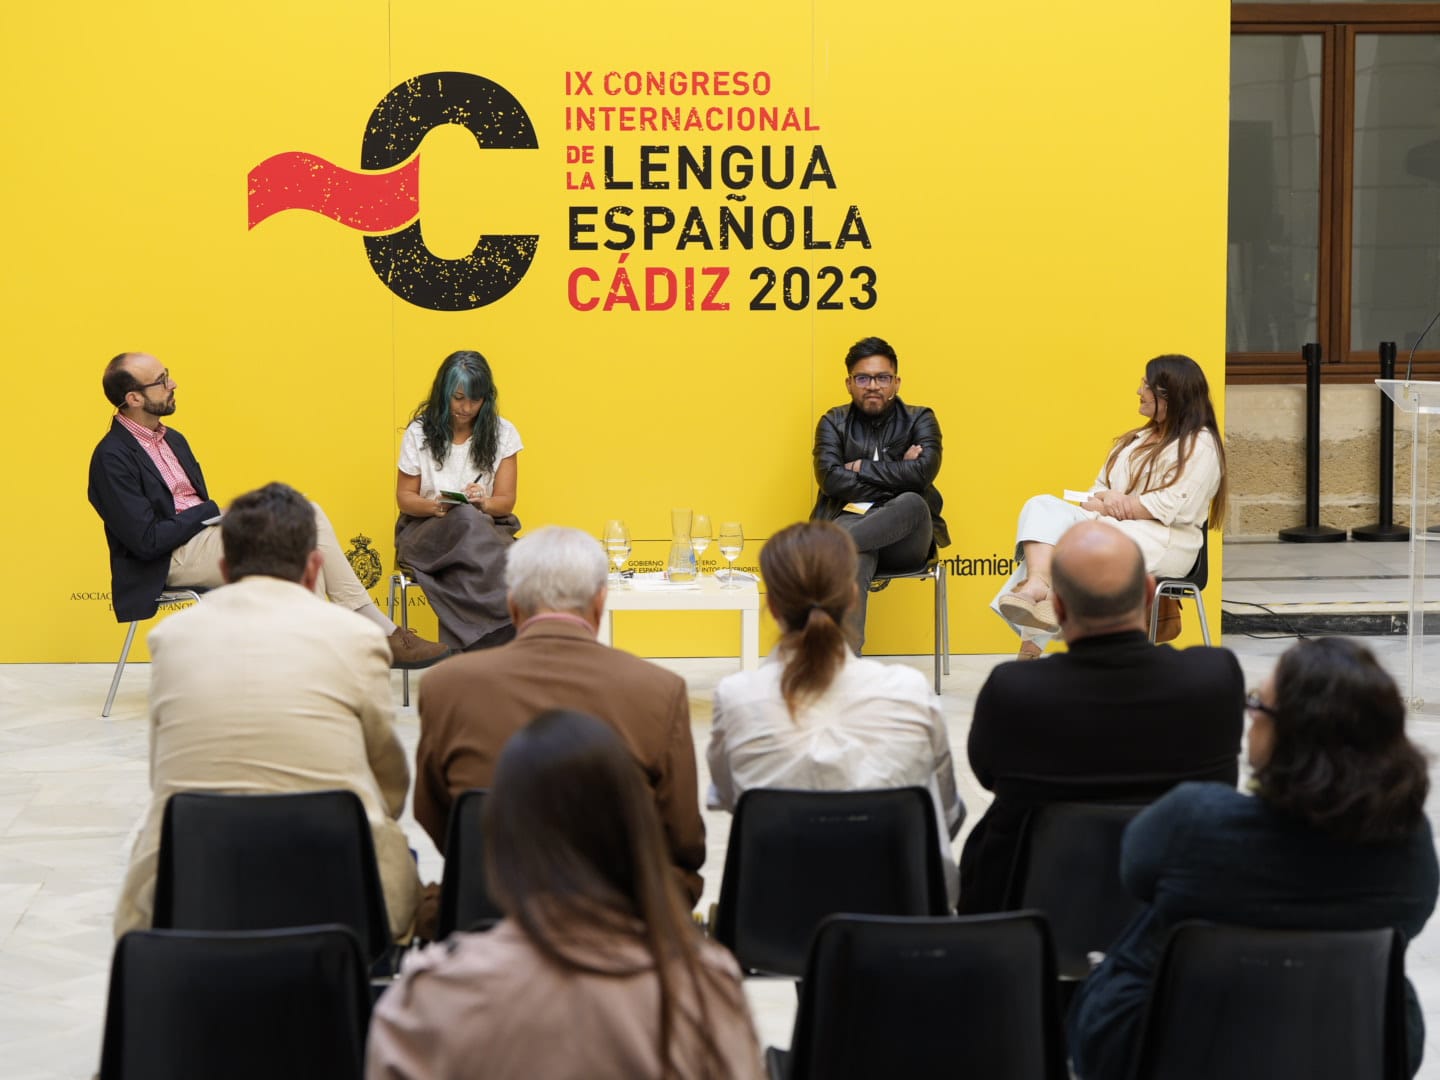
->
[5,541,1440,1078]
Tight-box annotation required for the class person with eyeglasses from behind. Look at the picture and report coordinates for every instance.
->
[1069,637,1438,1080]
[810,336,948,652]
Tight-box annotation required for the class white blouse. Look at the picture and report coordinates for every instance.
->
[707,651,964,904]
[397,417,522,498]
[1089,429,1221,578]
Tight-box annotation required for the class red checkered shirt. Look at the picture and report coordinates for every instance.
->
[115,411,204,512]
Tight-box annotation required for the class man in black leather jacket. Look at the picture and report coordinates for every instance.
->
[810,336,948,649]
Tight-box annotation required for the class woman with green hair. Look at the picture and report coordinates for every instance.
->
[396,349,522,651]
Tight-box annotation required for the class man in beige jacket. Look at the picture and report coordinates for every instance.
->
[114,482,421,940]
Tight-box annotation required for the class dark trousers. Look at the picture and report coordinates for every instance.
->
[833,492,934,652]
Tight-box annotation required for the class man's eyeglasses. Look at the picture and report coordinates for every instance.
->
[137,370,173,391]
[1244,691,1276,718]
[851,373,895,388]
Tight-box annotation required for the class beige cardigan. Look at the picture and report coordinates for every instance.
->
[367,920,764,1079]
[113,575,420,940]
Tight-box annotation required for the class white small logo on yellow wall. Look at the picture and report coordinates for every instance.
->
[346,534,382,589]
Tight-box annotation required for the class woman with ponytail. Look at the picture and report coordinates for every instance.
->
[706,520,963,904]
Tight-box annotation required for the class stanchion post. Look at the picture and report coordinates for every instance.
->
[1279,342,1346,542]
[1354,341,1409,541]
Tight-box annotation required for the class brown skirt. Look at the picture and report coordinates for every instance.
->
[395,508,520,649]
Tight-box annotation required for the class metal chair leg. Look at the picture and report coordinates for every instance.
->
[400,576,412,708]
[939,562,950,676]
[103,621,141,718]
[1189,585,1213,646]
[932,566,943,695]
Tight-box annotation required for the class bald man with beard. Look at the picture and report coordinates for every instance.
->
[957,521,1244,914]
[87,351,447,668]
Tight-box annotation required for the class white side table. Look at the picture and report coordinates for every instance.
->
[597,575,761,670]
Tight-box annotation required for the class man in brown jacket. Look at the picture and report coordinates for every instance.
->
[414,526,706,905]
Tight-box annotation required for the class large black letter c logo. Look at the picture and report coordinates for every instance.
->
[362,72,539,312]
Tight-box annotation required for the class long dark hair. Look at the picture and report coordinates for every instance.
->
[410,350,500,474]
[1256,638,1429,843]
[760,521,857,717]
[1103,354,1228,528]
[483,710,744,1078]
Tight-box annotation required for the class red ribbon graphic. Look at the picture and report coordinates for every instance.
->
[247,152,420,231]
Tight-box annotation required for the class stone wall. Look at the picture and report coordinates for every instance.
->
[1225,384,1440,537]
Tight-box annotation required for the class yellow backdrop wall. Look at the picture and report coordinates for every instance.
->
[1,1,1229,662]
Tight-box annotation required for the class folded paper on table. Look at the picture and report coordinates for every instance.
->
[630,572,700,591]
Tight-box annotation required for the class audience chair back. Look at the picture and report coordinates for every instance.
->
[713,787,949,977]
[1003,801,1148,980]
[437,788,503,938]
[1149,522,1211,646]
[769,912,1067,1080]
[867,556,949,693]
[99,924,370,1080]
[102,588,204,717]
[1129,922,1408,1080]
[153,790,391,965]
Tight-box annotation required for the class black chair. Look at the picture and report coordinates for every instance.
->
[1003,801,1148,980]
[99,924,370,1080]
[1129,922,1409,1080]
[102,587,205,717]
[767,912,1068,1080]
[868,555,949,693]
[153,790,392,967]
[1149,522,1210,645]
[437,788,503,938]
[712,787,950,977]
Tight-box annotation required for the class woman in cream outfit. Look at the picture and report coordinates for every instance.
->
[992,354,1227,658]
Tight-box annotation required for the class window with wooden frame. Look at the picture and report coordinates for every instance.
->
[1229,3,1440,383]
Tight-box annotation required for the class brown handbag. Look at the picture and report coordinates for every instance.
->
[1155,596,1182,643]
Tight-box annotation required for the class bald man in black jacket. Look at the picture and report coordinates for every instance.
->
[958,521,1243,914]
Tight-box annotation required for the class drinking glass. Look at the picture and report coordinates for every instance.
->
[691,513,712,576]
[717,521,744,588]
[602,519,631,586]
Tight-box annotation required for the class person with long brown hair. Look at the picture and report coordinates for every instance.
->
[706,520,963,903]
[367,709,762,1080]
[1069,638,1437,1080]
[991,354,1228,659]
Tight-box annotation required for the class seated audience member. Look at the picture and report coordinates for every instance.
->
[959,520,1243,914]
[88,351,447,667]
[113,482,421,941]
[991,354,1225,659]
[395,349,521,651]
[368,709,764,1080]
[415,526,706,906]
[1070,638,1439,1080]
[707,520,963,904]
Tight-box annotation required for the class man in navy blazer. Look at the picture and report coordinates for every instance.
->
[957,521,1244,914]
[87,351,448,667]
